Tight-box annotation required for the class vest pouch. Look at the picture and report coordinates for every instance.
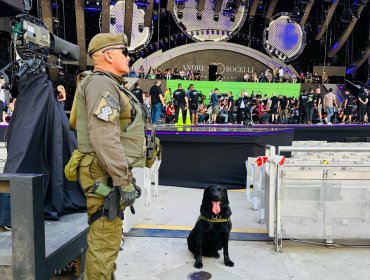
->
[64,149,85,181]
[79,154,95,190]
[146,137,162,168]
[120,131,146,168]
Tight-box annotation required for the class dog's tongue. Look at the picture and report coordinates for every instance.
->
[212,201,221,215]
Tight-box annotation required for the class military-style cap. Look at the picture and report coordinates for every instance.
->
[88,33,128,56]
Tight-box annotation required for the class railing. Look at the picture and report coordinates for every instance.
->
[266,145,370,252]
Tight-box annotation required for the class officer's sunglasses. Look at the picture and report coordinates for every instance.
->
[102,47,129,57]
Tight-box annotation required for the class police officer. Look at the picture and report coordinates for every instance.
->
[172,83,188,123]
[76,33,137,279]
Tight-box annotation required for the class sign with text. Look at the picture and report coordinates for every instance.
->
[157,49,268,81]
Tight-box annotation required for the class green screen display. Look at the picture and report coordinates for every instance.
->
[166,80,301,102]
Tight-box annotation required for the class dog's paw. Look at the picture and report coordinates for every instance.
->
[224,256,234,267]
[224,260,234,267]
[194,256,203,269]
[194,261,203,269]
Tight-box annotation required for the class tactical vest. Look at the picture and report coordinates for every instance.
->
[76,71,148,168]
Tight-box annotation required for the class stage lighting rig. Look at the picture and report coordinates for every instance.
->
[263,13,306,62]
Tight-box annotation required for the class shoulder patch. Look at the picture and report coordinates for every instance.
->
[94,91,120,122]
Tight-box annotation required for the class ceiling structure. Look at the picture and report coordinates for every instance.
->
[0,0,368,82]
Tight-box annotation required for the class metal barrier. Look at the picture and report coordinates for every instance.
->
[266,146,370,252]
[0,174,87,279]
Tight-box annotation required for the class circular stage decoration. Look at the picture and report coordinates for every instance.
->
[263,13,306,62]
[172,0,248,42]
[103,0,153,52]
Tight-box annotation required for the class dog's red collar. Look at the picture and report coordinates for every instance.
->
[198,214,231,223]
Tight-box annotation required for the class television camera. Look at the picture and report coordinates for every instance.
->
[0,13,80,96]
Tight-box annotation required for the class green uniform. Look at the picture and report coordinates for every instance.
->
[77,70,131,279]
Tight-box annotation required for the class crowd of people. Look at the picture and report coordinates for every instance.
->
[126,65,330,84]
[128,66,203,81]
[242,68,329,84]
[130,79,370,125]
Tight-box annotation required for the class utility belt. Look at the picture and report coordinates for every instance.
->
[64,150,142,225]
[89,178,142,225]
[89,179,122,225]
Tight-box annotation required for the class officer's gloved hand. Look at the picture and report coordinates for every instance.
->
[118,183,136,207]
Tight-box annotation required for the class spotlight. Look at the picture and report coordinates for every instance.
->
[197,12,202,20]
[230,14,235,22]
[214,13,219,21]
[178,11,183,19]
[84,0,102,10]
[138,23,144,33]
[110,15,116,25]
[257,0,263,10]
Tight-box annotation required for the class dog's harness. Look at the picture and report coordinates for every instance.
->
[198,215,231,223]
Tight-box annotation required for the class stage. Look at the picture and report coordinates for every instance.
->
[251,123,370,142]
[1,123,369,189]
[155,123,370,189]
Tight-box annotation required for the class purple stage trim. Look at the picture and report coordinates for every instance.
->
[251,124,370,128]
[156,129,294,136]
[154,124,293,136]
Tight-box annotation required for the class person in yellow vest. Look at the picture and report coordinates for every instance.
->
[76,33,137,279]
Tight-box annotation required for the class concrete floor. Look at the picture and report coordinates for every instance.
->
[53,185,370,280]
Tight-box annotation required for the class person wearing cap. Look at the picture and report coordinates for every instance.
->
[74,33,136,279]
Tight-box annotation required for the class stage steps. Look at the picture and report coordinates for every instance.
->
[0,175,88,279]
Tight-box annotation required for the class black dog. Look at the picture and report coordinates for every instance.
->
[187,184,234,269]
